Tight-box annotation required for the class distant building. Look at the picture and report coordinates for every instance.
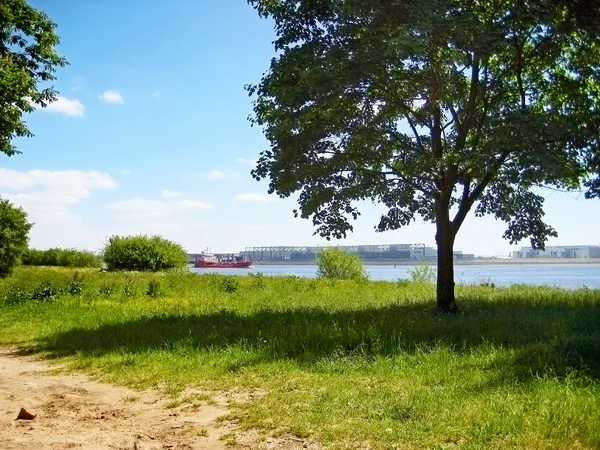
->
[512,245,600,259]
[243,244,474,262]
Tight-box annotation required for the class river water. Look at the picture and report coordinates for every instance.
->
[190,263,600,289]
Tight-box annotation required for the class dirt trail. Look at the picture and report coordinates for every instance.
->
[0,349,319,450]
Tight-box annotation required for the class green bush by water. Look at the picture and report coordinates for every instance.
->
[102,234,188,272]
[316,247,367,281]
[22,248,101,268]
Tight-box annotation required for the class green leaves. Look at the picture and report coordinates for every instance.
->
[248,0,600,250]
[102,235,189,272]
[0,198,32,278]
[0,0,68,156]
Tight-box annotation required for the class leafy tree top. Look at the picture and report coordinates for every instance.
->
[0,0,67,156]
[248,0,600,249]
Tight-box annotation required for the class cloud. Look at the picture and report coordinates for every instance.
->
[152,90,162,99]
[234,158,257,167]
[202,170,238,180]
[121,169,132,176]
[41,96,85,117]
[160,189,183,198]
[100,89,124,104]
[107,197,214,219]
[0,168,117,222]
[235,193,278,203]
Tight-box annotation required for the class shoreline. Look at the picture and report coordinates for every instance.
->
[251,258,600,266]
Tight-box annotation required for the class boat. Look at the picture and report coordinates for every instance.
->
[193,252,253,268]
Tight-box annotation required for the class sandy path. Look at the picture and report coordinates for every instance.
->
[0,348,248,449]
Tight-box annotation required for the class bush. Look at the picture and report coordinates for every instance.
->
[408,261,436,283]
[0,198,32,278]
[22,248,101,268]
[102,235,188,272]
[316,247,367,281]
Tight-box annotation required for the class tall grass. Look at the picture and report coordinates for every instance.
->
[22,248,101,268]
[1,267,599,449]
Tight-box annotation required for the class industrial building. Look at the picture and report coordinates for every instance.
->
[243,244,474,262]
[512,245,600,259]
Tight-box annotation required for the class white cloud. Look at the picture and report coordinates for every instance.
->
[234,158,257,167]
[100,89,124,104]
[152,90,162,99]
[235,193,278,203]
[202,169,238,180]
[121,169,132,176]
[0,168,117,222]
[107,197,214,219]
[41,96,85,117]
[160,189,183,198]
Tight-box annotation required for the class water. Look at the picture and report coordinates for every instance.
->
[190,263,600,289]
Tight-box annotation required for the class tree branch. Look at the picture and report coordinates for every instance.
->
[451,150,511,233]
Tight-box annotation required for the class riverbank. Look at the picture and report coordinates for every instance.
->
[253,257,600,266]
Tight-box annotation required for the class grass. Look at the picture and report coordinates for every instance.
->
[1,267,599,449]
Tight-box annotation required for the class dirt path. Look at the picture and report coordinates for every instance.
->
[0,348,319,450]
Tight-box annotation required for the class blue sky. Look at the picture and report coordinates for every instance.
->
[0,0,598,256]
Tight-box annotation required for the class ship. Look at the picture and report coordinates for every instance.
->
[193,252,253,269]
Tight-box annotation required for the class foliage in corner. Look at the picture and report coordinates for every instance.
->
[316,247,367,281]
[0,198,33,278]
[102,235,189,272]
[0,0,68,157]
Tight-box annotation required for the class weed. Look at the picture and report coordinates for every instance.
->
[220,432,238,446]
[147,280,161,298]
[67,272,85,296]
[221,278,239,294]
[30,282,60,302]
[122,277,136,297]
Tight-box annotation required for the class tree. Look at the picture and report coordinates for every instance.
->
[247,0,600,312]
[0,0,67,157]
[0,198,32,277]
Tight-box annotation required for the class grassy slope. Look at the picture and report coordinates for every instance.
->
[1,267,599,449]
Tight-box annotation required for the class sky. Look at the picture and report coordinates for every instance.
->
[1,0,598,257]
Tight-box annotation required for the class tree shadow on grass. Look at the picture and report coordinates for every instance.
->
[35,298,600,383]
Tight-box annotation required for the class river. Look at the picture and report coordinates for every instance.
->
[190,263,600,289]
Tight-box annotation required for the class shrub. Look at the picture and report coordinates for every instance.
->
[316,247,366,281]
[22,248,101,268]
[408,261,436,283]
[102,235,188,272]
[0,198,32,278]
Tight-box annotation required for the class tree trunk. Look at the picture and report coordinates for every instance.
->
[435,203,459,314]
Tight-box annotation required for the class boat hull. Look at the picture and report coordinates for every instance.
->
[194,261,253,269]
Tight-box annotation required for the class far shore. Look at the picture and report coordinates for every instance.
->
[251,258,600,266]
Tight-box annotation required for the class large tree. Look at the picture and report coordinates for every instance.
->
[0,0,67,157]
[247,0,600,312]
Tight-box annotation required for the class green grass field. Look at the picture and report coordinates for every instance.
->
[1,267,599,449]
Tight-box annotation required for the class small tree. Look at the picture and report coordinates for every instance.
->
[317,247,366,281]
[103,235,188,272]
[0,198,33,277]
[0,0,68,157]
[248,0,600,312]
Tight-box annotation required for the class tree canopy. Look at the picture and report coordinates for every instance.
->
[0,0,67,157]
[247,0,600,311]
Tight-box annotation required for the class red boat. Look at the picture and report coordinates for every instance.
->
[193,252,253,269]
